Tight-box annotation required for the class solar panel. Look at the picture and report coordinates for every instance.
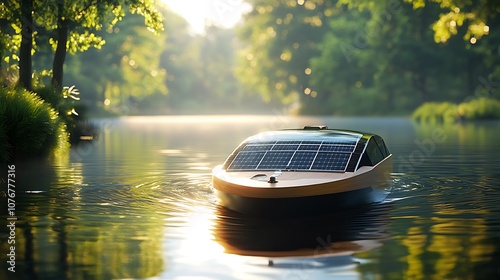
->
[320,144,355,152]
[227,151,265,170]
[227,138,359,172]
[258,151,294,169]
[287,151,316,169]
[242,144,273,151]
[272,144,299,151]
[311,152,350,171]
[298,144,320,151]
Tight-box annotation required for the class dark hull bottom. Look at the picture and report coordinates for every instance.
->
[215,187,383,217]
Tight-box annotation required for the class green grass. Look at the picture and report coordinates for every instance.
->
[0,86,69,162]
[412,97,500,123]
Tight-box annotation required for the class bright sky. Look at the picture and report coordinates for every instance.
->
[162,0,251,34]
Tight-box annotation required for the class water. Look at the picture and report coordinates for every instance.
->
[1,116,500,279]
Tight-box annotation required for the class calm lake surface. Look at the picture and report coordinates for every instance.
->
[2,116,500,280]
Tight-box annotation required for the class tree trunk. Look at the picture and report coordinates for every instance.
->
[51,2,68,90]
[19,0,33,90]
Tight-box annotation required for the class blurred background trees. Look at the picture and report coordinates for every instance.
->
[237,0,499,115]
[1,0,499,116]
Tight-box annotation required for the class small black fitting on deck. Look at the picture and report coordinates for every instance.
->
[268,176,278,183]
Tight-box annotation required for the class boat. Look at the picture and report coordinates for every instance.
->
[212,126,392,216]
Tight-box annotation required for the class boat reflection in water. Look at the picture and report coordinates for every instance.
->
[211,201,391,271]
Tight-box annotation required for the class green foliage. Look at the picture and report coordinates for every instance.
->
[63,11,167,114]
[34,85,79,114]
[236,0,336,107]
[0,1,21,65]
[0,0,164,90]
[412,98,500,123]
[237,0,500,115]
[346,0,500,43]
[0,86,69,162]
[33,85,80,132]
[62,8,268,115]
[35,0,164,54]
[412,102,458,123]
[3,0,498,117]
[457,97,500,120]
[308,1,458,114]
[407,0,499,43]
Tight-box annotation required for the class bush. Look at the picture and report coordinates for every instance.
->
[33,85,96,143]
[457,97,500,120]
[34,85,80,125]
[413,98,500,123]
[0,86,69,162]
[411,102,458,123]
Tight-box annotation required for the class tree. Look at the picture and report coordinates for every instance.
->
[19,0,34,90]
[341,0,500,43]
[307,6,380,114]
[237,0,499,115]
[100,12,167,113]
[62,10,168,114]
[42,0,163,89]
[236,0,337,109]
[0,1,22,84]
[310,0,496,114]
[0,0,164,91]
[408,0,499,42]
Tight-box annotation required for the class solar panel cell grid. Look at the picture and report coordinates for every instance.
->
[311,152,350,171]
[286,151,316,169]
[227,151,265,170]
[323,139,358,145]
[272,144,300,151]
[242,144,273,151]
[320,145,355,152]
[278,141,302,144]
[227,139,358,172]
[297,144,320,151]
[258,151,294,169]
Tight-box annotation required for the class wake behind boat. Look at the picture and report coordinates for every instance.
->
[212,126,392,216]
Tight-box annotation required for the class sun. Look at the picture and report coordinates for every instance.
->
[162,0,251,34]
